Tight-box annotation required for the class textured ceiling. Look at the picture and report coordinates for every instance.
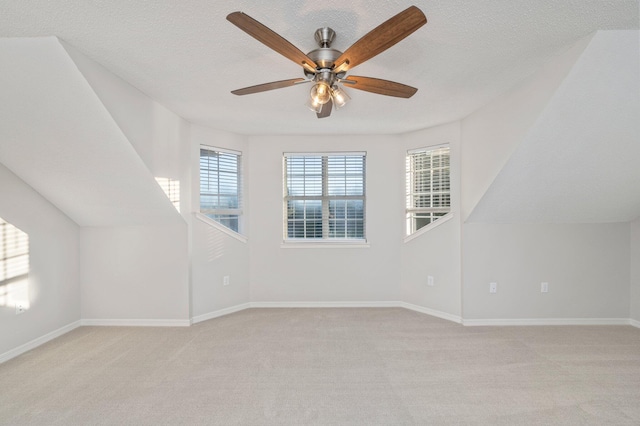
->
[0,0,638,135]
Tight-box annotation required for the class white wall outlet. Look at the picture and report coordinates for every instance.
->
[489,282,497,294]
[427,275,434,286]
[541,282,549,293]
[16,304,26,315]
[223,275,230,286]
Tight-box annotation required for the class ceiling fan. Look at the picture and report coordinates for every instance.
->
[227,6,427,118]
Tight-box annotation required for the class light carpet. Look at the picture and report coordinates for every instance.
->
[1,308,639,425]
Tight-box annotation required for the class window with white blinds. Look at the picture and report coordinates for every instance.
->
[200,146,242,233]
[0,217,29,307]
[284,153,366,240]
[406,145,451,235]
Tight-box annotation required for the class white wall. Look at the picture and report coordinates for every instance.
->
[458,32,635,322]
[0,164,80,356]
[64,43,251,320]
[461,34,592,220]
[468,31,640,224]
[63,39,193,221]
[247,135,404,303]
[61,41,193,323]
[631,219,640,324]
[190,125,250,318]
[400,123,462,317]
[63,41,187,181]
[80,224,189,322]
[462,223,630,320]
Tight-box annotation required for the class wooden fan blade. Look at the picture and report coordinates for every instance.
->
[317,99,333,118]
[227,12,318,73]
[341,76,417,98]
[333,6,426,72]
[231,78,307,96]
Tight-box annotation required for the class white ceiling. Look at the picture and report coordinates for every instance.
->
[0,0,637,135]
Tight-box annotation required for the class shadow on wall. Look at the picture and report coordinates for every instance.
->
[206,224,227,262]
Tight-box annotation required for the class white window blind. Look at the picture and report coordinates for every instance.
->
[406,146,450,235]
[200,146,242,233]
[284,153,366,240]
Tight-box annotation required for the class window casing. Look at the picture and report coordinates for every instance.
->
[200,146,242,233]
[284,153,366,241]
[406,145,451,235]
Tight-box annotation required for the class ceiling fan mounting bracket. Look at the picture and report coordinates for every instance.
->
[314,27,336,48]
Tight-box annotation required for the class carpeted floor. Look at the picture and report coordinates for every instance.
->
[1,308,639,425]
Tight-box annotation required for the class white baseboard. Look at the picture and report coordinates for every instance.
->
[3,311,637,365]
[462,318,632,326]
[81,318,191,327]
[250,301,401,309]
[192,303,252,324]
[400,302,462,324]
[192,301,463,325]
[0,320,81,364]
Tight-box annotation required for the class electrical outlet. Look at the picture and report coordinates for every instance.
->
[427,275,434,286]
[541,282,549,293]
[489,282,497,294]
[15,304,26,315]
[223,276,230,286]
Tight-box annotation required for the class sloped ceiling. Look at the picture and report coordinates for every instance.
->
[468,31,640,223]
[0,37,181,227]
[0,0,637,135]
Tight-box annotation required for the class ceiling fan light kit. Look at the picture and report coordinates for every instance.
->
[227,6,427,119]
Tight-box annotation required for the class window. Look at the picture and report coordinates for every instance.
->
[406,145,450,235]
[200,146,242,233]
[284,153,366,241]
[0,216,29,308]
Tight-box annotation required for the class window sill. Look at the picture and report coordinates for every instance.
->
[281,240,370,249]
[404,212,454,243]
[194,213,247,243]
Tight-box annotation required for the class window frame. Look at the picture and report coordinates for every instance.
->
[199,145,243,235]
[405,144,452,240]
[283,152,368,246]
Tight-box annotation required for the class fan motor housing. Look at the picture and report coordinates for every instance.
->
[304,27,343,78]
[306,47,342,69]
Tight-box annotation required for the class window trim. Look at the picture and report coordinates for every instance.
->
[403,211,454,243]
[199,145,243,234]
[194,212,247,243]
[283,151,367,245]
[280,241,370,249]
[405,143,451,239]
